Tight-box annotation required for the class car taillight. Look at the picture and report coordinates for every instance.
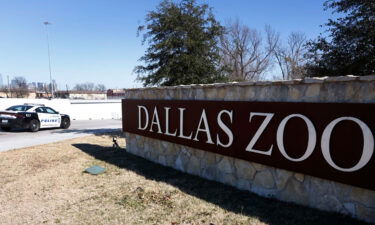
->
[16,114,25,119]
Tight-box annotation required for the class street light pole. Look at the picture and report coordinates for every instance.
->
[7,75,10,97]
[44,21,54,98]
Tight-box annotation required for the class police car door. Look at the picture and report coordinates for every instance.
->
[36,107,61,128]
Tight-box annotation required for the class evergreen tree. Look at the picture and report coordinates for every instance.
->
[135,0,227,86]
[306,0,375,76]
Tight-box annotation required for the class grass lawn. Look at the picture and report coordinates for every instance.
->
[0,132,370,225]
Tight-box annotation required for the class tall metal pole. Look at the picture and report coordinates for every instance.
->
[44,21,53,98]
[7,75,10,98]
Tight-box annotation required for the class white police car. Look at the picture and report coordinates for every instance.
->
[0,104,70,132]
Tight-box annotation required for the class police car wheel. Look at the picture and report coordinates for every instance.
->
[0,127,11,131]
[29,119,40,132]
[61,118,70,129]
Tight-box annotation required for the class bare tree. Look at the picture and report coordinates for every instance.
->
[13,76,29,98]
[43,85,50,98]
[73,82,106,92]
[220,20,279,81]
[273,32,307,80]
[0,87,9,98]
[95,84,106,92]
[73,82,95,91]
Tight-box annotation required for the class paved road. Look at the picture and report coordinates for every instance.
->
[0,119,122,152]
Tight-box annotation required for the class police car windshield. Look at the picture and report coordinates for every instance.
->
[6,105,33,112]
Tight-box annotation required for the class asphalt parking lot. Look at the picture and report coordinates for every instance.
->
[0,119,122,152]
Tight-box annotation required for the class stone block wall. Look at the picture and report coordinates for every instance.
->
[123,75,375,223]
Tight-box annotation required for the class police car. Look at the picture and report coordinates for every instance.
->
[0,104,70,132]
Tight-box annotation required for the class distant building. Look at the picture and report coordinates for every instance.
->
[37,82,45,91]
[0,74,3,88]
[0,89,32,98]
[0,91,7,98]
[107,89,126,99]
[55,90,107,100]
[28,82,37,90]
[10,79,17,88]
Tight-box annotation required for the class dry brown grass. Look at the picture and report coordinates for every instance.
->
[0,133,369,225]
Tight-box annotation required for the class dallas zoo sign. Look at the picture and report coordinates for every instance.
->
[122,100,375,190]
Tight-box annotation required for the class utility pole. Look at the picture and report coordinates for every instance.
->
[44,21,54,98]
[7,75,10,98]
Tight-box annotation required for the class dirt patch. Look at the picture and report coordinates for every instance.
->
[0,133,368,225]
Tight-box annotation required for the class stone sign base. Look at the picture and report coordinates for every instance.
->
[126,133,375,223]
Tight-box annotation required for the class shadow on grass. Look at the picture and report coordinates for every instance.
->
[0,128,121,135]
[51,128,121,135]
[73,143,370,225]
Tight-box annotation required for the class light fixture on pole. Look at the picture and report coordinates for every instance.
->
[44,21,54,98]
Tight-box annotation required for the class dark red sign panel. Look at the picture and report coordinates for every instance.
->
[122,99,375,190]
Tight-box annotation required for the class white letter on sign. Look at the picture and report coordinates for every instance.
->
[246,112,274,155]
[164,107,177,136]
[137,106,149,130]
[193,109,214,144]
[178,108,193,140]
[216,110,233,148]
[277,114,317,162]
[149,107,163,134]
[321,117,374,172]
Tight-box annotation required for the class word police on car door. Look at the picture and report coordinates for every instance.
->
[36,107,61,128]
[123,99,375,190]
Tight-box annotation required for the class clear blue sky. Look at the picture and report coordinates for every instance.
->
[0,0,332,89]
